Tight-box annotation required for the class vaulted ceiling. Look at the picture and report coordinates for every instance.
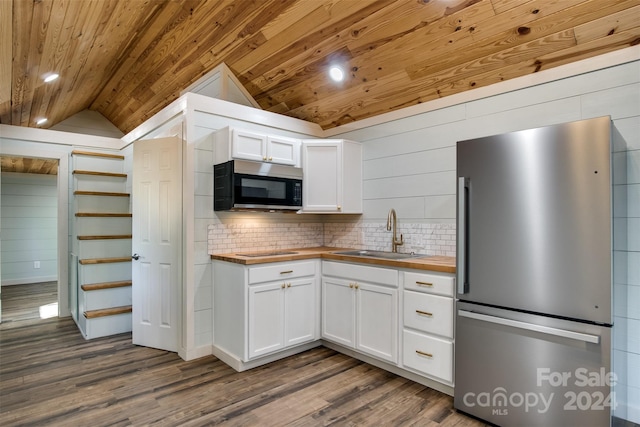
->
[2,0,639,135]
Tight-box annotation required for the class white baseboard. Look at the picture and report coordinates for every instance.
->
[1,276,57,286]
[180,344,214,361]
[212,341,322,372]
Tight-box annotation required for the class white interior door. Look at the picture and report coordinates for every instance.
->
[132,137,182,351]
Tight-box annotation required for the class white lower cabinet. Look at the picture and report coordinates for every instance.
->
[215,257,455,389]
[322,261,398,364]
[401,270,455,385]
[213,260,319,369]
[248,277,316,358]
[402,330,453,383]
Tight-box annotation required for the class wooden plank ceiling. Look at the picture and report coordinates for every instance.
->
[1,0,639,135]
[1,156,58,175]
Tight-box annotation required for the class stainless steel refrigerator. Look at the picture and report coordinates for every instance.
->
[454,117,614,426]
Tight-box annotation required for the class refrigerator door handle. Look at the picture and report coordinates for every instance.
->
[458,310,600,344]
[457,177,469,294]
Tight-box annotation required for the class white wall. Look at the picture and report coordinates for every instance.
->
[1,172,58,285]
[187,108,321,359]
[333,59,640,423]
[50,109,125,139]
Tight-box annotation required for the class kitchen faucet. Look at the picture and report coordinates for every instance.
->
[386,208,404,253]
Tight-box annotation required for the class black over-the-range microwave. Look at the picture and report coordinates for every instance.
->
[213,160,303,211]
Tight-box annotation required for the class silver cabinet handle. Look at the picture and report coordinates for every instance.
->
[458,310,600,344]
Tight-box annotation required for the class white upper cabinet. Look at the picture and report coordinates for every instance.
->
[214,127,300,166]
[301,139,362,213]
[230,128,267,163]
[267,134,300,166]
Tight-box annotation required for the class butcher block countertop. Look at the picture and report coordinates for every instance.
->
[211,247,456,274]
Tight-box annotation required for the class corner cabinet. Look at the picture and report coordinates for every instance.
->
[301,139,362,213]
[214,126,300,166]
[322,261,398,364]
[212,259,320,371]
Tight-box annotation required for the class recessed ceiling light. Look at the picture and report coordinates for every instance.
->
[44,73,59,83]
[36,118,48,125]
[329,66,344,82]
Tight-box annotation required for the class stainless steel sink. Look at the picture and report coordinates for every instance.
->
[334,250,422,260]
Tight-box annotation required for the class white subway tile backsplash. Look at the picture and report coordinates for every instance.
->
[208,222,324,253]
[207,220,456,257]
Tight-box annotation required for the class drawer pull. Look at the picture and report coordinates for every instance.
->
[416,350,433,358]
[281,283,286,289]
[280,270,293,274]
[416,281,433,287]
[354,283,359,290]
[416,310,433,317]
[286,283,291,288]
[349,283,354,288]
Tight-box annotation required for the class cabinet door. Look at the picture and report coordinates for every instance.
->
[284,278,316,346]
[302,141,342,212]
[232,129,267,162]
[356,283,398,363]
[322,278,355,347]
[248,282,285,359]
[267,136,300,166]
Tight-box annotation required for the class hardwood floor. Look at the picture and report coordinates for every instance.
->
[1,282,57,323]
[0,286,487,426]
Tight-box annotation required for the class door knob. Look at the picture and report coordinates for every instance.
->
[132,254,140,260]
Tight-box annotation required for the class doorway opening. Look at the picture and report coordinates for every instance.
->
[1,156,63,323]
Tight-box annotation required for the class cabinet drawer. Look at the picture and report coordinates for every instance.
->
[249,261,316,284]
[323,261,397,287]
[402,330,453,383]
[403,291,453,338]
[403,271,454,296]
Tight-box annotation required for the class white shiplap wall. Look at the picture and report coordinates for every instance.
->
[1,172,58,285]
[333,59,640,423]
[189,110,320,357]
